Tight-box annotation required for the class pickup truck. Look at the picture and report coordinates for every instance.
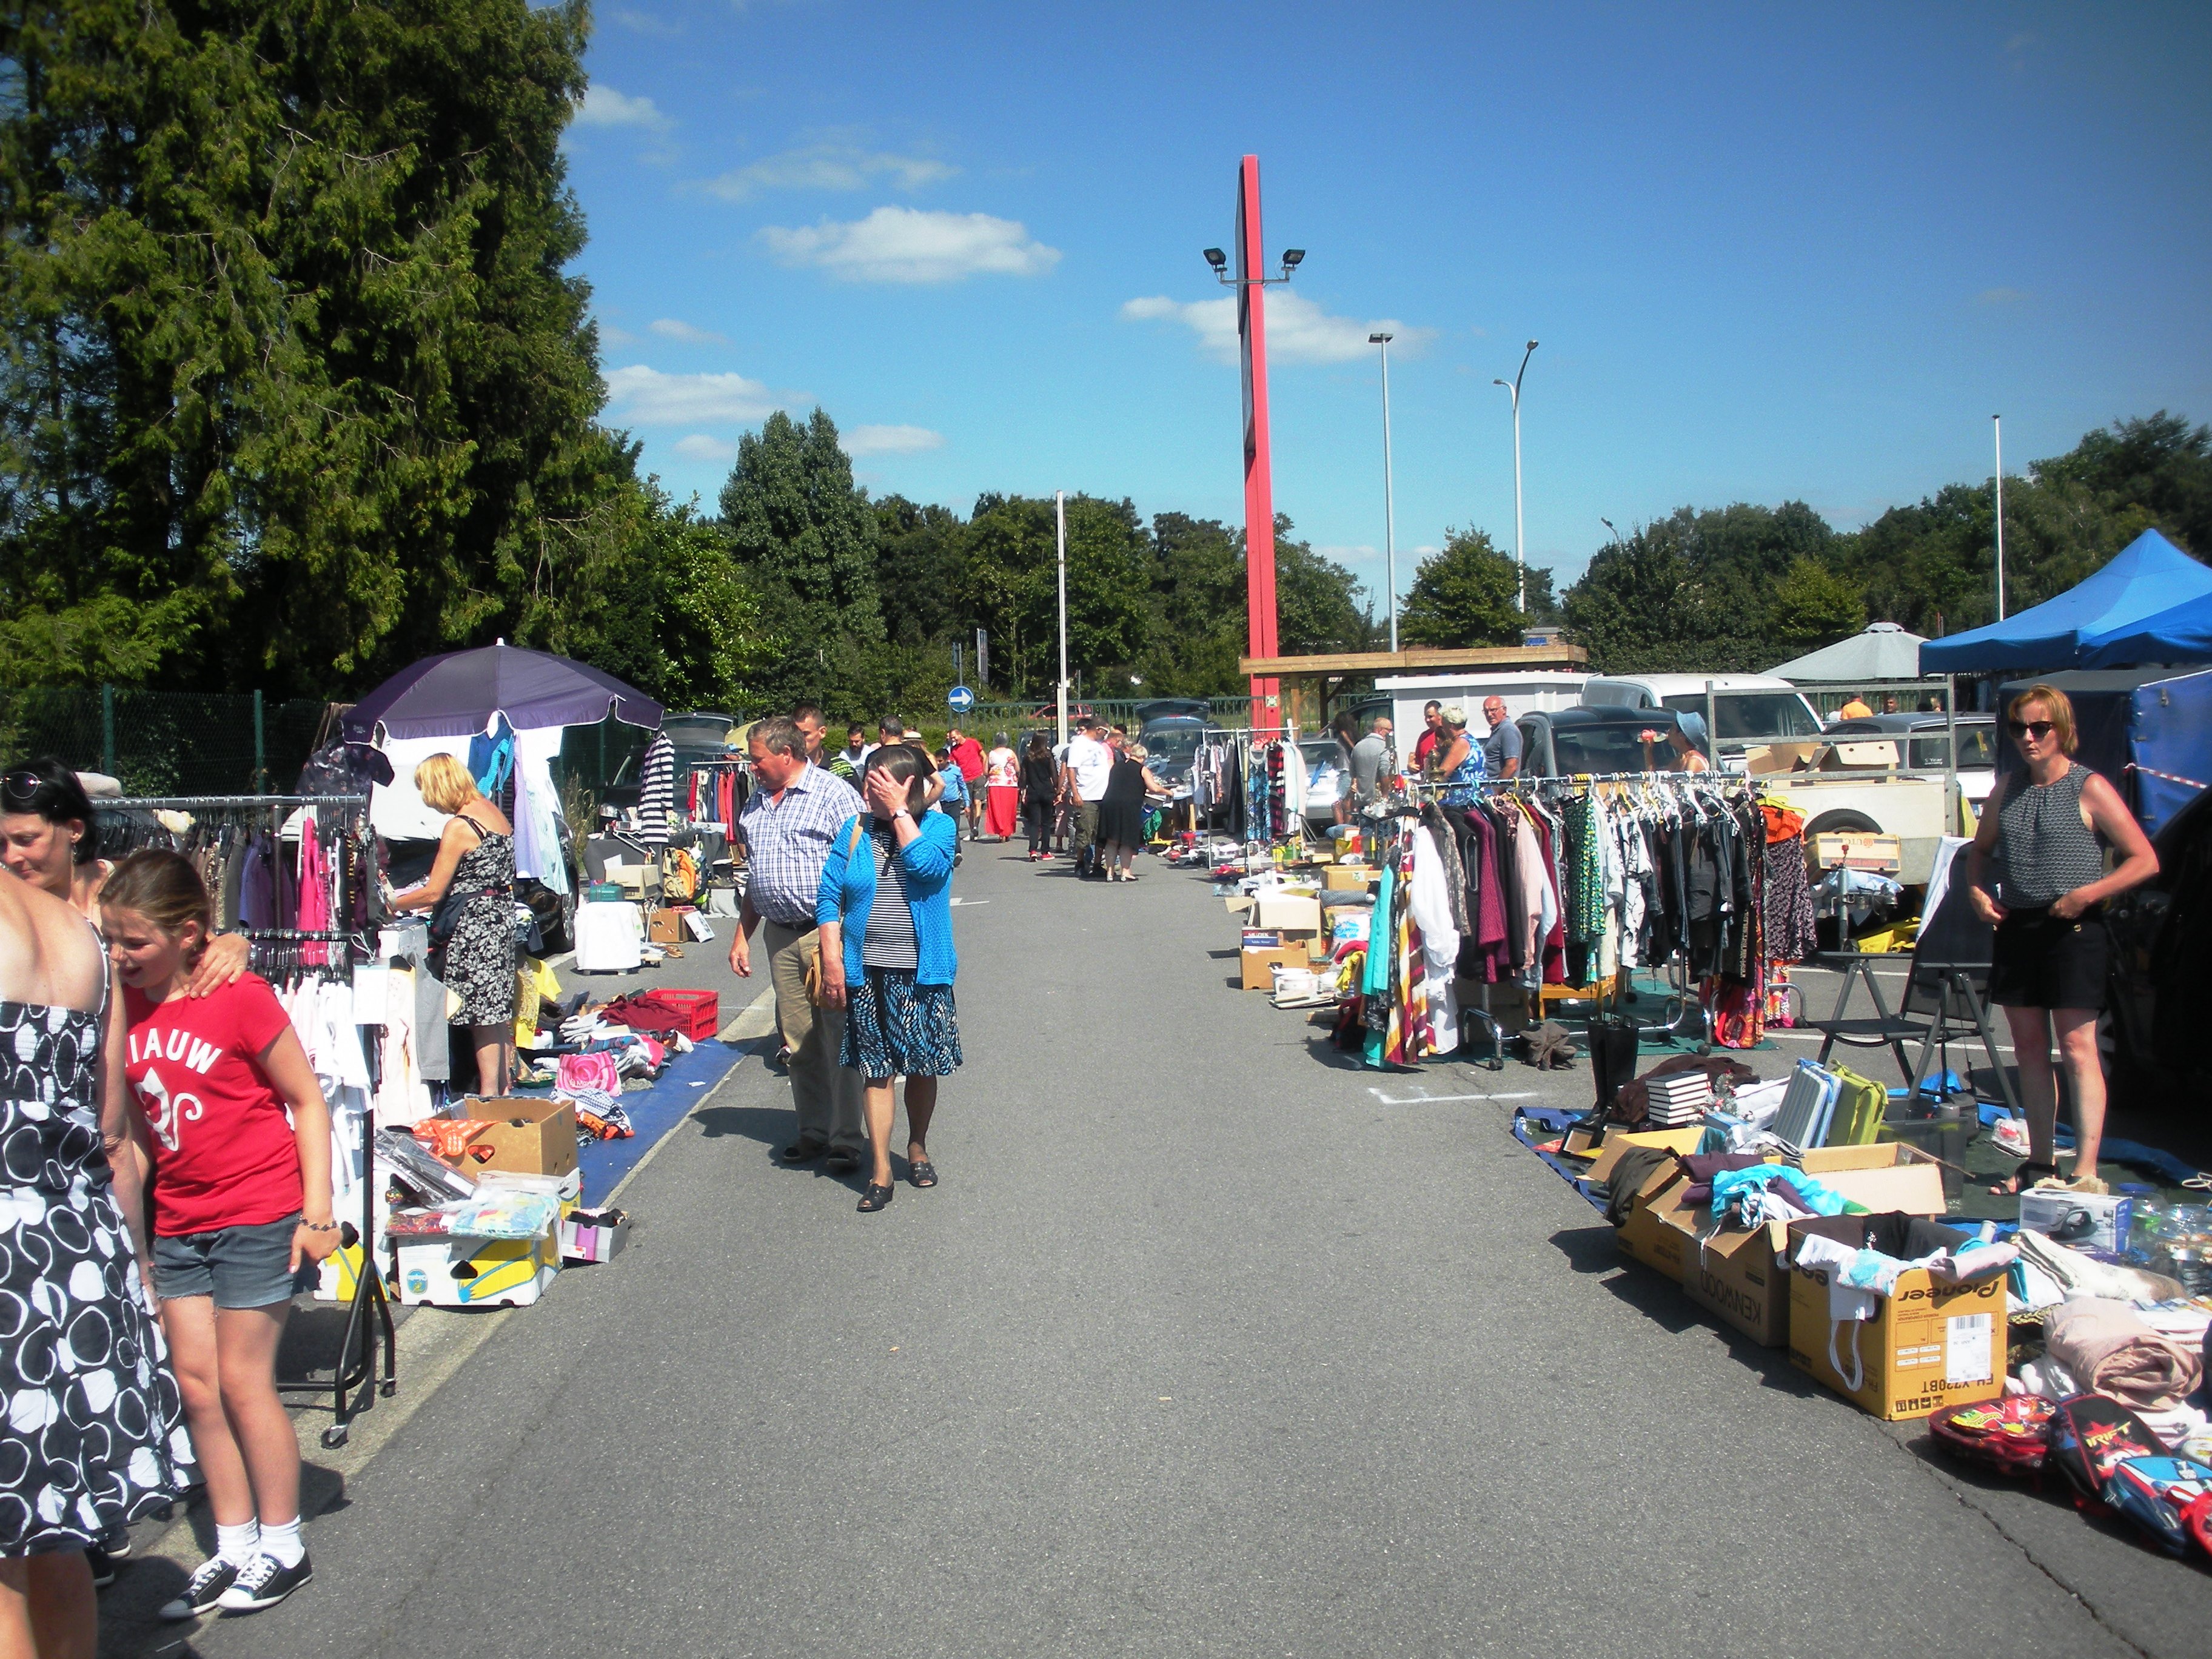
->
[1516,706,1960,884]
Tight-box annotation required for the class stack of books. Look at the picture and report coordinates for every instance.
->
[1643,1071,1714,1128]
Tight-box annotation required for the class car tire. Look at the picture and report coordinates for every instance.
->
[1803,809,1883,839]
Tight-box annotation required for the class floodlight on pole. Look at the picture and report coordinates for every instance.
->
[1056,490,1069,748]
[1492,339,1538,614]
[1369,332,1398,651]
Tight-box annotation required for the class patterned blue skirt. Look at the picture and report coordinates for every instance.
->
[840,968,963,1081]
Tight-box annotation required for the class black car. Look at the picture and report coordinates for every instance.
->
[1515,706,1714,777]
[1138,716,1207,790]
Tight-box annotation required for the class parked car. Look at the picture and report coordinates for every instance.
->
[1299,735,1350,828]
[1133,697,1212,725]
[1580,673,1824,757]
[1139,715,1207,792]
[1515,707,1714,777]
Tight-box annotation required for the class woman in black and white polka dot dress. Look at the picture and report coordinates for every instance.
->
[0,866,189,1649]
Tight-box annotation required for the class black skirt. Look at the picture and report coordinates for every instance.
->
[1988,905,2108,1011]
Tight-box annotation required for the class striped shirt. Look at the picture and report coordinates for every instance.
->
[737,764,865,927]
[860,825,920,970]
[637,732,675,847]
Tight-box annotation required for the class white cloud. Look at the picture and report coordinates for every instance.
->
[603,364,779,425]
[1119,292,1435,366]
[701,144,954,203]
[649,318,729,345]
[760,206,1059,283]
[596,322,640,347]
[611,8,682,35]
[575,85,671,133]
[672,434,737,461]
[1975,286,2029,306]
[845,424,945,457]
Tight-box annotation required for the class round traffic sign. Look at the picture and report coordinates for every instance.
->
[947,685,976,713]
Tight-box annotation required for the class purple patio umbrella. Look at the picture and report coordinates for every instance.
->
[341,642,663,742]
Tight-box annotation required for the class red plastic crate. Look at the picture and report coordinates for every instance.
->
[657,988,720,1041]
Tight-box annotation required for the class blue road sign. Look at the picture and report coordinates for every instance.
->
[947,685,976,714]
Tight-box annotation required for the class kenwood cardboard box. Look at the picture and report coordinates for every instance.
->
[1786,1213,2005,1421]
[1661,1144,1948,1347]
[1240,945,1308,990]
[1590,1130,1704,1278]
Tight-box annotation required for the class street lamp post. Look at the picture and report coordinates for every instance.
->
[1370,332,1398,651]
[1992,415,2006,622]
[1492,340,1538,615]
[1056,490,1069,748]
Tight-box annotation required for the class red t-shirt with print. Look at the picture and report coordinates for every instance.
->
[122,974,303,1237]
[950,736,986,783]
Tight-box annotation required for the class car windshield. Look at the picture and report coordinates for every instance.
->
[1550,723,1683,776]
[1908,726,1997,770]
[1144,727,1202,767]
[1661,692,1822,740]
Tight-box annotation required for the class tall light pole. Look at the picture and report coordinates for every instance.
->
[1056,490,1069,748]
[1992,415,2007,622]
[1370,331,1398,651]
[1493,339,1538,614]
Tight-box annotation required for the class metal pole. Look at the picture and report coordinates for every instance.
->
[1372,332,1398,651]
[1704,680,1717,770]
[1944,672,1959,833]
[100,685,115,777]
[1056,491,1069,749]
[253,689,266,794]
[1512,386,1526,616]
[1992,415,2006,622]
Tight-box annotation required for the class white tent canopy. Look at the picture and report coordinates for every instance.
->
[1768,622,1929,681]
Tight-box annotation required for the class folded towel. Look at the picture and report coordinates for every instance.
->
[2044,1297,2205,1411]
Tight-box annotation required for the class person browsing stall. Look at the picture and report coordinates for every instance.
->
[947,727,987,839]
[1349,717,1395,809]
[0,863,189,1652]
[983,733,1019,842]
[1967,684,2157,1196]
[1064,719,1114,864]
[1018,733,1059,862]
[384,754,517,1096]
[1434,706,1485,804]
[1411,701,1444,775]
[1481,698,1522,780]
[102,850,340,1619]
[815,746,962,1213]
[730,717,868,1172]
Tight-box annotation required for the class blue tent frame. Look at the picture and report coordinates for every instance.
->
[1920,530,2212,675]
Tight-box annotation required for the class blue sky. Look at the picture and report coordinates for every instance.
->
[563,1,2212,615]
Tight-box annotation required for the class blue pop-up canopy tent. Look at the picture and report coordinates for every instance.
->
[1919,529,2212,675]
[2083,586,2212,668]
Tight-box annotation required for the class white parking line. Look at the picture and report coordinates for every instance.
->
[1366,1087,1541,1106]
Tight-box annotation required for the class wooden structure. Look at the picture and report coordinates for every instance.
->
[1238,643,1591,732]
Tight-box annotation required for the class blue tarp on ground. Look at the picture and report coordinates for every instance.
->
[1920,530,2212,675]
[574,1036,754,1203]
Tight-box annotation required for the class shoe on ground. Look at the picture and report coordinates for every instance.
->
[160,1557,239,1620]
[219,1552,311,1614]
[99,1528,131,1559]
[85,1544,116,1589]
[823,1150,862,1175]
[782,1137,828,1162]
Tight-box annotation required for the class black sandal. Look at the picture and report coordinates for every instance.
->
[857,1182,894,1212]
[908,1158,937,1188]
[1990,1159,2059,1196]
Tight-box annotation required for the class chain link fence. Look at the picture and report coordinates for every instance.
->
[0,687,333,796]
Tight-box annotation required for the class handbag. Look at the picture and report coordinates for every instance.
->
[803,817,871,1006]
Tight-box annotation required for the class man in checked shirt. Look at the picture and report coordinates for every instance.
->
[729,716,868,1171]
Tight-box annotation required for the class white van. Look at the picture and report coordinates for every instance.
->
[1370,670,1590,745]
[1579,674,1824,750]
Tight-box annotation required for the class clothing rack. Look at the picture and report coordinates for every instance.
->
[111,795,395,1443]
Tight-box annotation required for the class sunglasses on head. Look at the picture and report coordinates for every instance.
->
[2007,720,2056,740]
[1,769,59,809]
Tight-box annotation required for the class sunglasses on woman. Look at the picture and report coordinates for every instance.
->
[2007,720,2056,740]
[1,769,60,810]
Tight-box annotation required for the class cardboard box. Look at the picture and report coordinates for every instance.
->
[1241,945,1308,990]
[560,1207,629,1264]
[1787,1213,2005,1420]
[1324,864,1375,891]
[1616,1174,1692,1279]
[648,907,686,943]
[1584,1127,1705,1186]
[1658,1145,1948,1347]
[461,1099,579,1180]
[1813,832,1903,873]
[1252,893,1322,932]
[394,1230,558,1309]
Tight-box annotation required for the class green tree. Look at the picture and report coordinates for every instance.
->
[1768,557,1865,649]
[1399,527,1523,648]
[1136,512,1244,694]
[717,407,883,709]
[1269,516,1370,654]
[0,0,617,693]
[873,495,966,651]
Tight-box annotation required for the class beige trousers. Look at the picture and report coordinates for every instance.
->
[762,919,866,1155]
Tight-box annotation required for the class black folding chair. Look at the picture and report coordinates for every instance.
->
[1806,879,2022,1114]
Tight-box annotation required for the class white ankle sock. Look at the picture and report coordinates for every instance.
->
[215,1520,260,1566]
[258,1517,304,1569]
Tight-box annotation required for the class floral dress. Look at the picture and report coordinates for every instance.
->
[0,996,192,1553]
[441,823,517,1026]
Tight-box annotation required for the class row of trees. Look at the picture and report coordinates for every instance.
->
[1,0,2203,717]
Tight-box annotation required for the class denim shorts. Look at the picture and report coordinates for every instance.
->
[153,1214,314,1309]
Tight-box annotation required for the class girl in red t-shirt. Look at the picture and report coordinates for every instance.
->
[100,851,338,1620]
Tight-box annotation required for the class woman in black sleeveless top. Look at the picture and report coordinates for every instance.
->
[1965,684,2157,1195]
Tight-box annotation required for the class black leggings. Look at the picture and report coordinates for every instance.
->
[1022,796,1052,854]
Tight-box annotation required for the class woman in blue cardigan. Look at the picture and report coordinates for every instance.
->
[816,745,961,1213]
